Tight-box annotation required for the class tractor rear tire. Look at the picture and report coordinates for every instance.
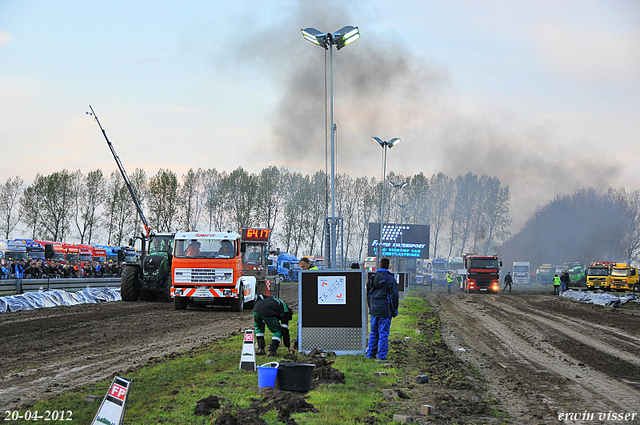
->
[174,296,188,310]
[231,285,244,312]
[121,266,141,301]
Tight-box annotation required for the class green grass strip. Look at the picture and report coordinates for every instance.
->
[11,295,432,424]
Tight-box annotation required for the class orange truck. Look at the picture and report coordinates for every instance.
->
[171,231,258,311]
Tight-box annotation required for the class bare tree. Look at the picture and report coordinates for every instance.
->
[148,169,179,232]
[128,168,148,237]
[278,172,308,255]
[180,168,206,231]
[351,176,378,262]
[335,173,359,261]
[202,168,225,231]
[407,173,429,227]
[105,171,135,245]
[427,173,453,258]
[480,176,511,254]
[447,173,477,255]
[20,185,39,239]
[256,166,283,232]
[20,171,77,241]
[224,167,259,230]
[74,169,106,244]
[0,176,24,239]
[606,188,640,264]
[299,171,325,256]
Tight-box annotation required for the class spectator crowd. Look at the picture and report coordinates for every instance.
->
[0,259,123,280]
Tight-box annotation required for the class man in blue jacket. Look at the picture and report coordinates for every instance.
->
[366,258,399,361]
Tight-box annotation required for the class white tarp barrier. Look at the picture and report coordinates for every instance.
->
[0,288,121,313]
[560,289,639,307]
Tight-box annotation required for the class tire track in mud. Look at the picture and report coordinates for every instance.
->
[0,307,253,410]
[432,292,640,423]
[0,285,298,411]
[481,296,640,369]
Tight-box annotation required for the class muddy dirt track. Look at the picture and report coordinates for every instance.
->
[0,285,298,411]
[2,284,640,424]
[429,287,640,424]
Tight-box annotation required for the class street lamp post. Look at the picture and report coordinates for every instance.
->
[373,137,400,265]
[301,26,360,269]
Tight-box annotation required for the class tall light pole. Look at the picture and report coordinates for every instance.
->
[301,26,360,269]
[373,137,400,264]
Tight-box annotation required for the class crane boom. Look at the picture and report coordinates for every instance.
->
[88,105,151,237]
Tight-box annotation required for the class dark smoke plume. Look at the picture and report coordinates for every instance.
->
[222,0,623,231]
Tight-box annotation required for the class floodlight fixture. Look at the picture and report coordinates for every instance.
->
[373,137,400,148]
[301,28,328,48]
[389,181,408,189]
[301,26,360,51]
[335,26,361,50]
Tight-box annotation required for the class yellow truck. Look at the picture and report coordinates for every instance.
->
[609,263,639,292]
[585,262,614,291]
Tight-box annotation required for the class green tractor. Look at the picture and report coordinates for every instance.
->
[120,233,174,301]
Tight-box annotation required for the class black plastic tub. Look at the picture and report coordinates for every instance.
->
[275,363,315,392]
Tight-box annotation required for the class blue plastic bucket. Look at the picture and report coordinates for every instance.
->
[257,362,279,388]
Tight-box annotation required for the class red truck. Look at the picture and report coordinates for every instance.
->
[463,254,502,293]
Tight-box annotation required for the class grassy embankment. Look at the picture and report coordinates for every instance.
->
[16,296,435,424]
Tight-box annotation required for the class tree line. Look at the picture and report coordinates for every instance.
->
[0,167,512,261]
[498,188,640,269]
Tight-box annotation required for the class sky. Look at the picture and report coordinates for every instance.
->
[1,0,639,232]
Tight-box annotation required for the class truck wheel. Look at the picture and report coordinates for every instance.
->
[121,266,141,301]
[174,296,188,310]
[231,285,244,312]
[279,274,286,283]
[633,283,639,294]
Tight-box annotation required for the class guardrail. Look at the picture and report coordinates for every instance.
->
[0,277,121,295]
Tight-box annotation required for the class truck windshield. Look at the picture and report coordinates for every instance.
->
[28,250,45,259]
[611,268,629,277]
[6,252,28,261]
[433,263,447,270]
[513,266,529,273]
[174,238,235,259]
[243,244,264,265]
[149,237,173,255]
[587,268,609,276]
[469,259,498,269]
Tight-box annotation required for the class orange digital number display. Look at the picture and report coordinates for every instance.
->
[241,228,271,241]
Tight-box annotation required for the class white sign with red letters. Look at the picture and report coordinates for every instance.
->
[92,376,132,425]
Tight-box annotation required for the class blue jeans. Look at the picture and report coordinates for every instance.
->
[367,316,392,360]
